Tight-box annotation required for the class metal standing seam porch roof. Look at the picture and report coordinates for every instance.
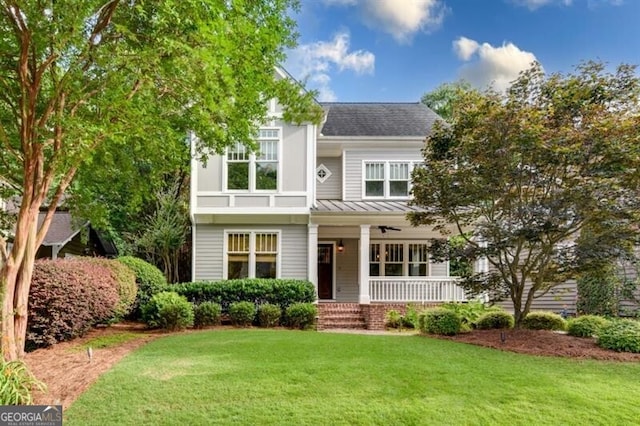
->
[312,199,425,214]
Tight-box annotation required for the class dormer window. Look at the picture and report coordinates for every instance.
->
[225,128,280,192]
[363,161,414,199]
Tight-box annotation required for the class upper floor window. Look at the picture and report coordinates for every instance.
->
[226,128,280,191]
[363,161,415,199]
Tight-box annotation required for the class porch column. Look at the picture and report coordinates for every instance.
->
[358,224,370,304]
[308,224,319,297]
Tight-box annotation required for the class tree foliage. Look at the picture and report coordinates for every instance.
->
[410,62,640,326]
[0,0,320,360]
[421,81,472,121]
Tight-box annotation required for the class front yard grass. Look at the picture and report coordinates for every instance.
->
[66,329,640,425]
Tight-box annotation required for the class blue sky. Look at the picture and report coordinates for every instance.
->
[284,0,639,102]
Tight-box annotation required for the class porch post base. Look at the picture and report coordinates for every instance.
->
[358,295,371,304]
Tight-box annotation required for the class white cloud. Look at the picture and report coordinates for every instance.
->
[510,0,572,10]
[453,37,539,93]
[453,36,480,61]
[287,31,375,102]
[322,0,446,43]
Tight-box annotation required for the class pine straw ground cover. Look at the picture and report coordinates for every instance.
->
[22,327,640,425]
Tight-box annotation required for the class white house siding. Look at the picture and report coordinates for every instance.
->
[316,156,342,200]
[197,156,223,192]
[430,261,448,276]
[193,223,308,281]
[498,281,578,315]
[281,122,307,192]
[343,149,423,201]
[335,238,359,302]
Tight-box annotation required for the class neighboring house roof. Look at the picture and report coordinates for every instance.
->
[319,102,442,137]
[38,211,88,246]
[312,200,425,214]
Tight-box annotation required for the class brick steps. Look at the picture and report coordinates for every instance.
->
[317,303,366,330]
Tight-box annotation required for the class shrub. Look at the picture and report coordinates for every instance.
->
[170,279,315,312]
[142,292,194,331]
[597,319,640,353]
[117,256,167,318]
[285,303,317,330]
[475,311,515,330]
[385,310,403,329]
[257,303,282,328]
[567,315,610,338]
[229,301,256,327]
[90,258,137,321]
[402,305,420,329]
[418,308,462,336]
[0,360,46,405]
[193,302,222,328]
[27,259,121,350]
[441,301,502,328]
[521,312,566,331]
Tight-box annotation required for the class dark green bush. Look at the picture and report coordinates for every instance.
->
[567,315,610,338]
[385,310,403,329]
[229,301,256,327]
[597,319,640,353]
[142,291,194,331]
[418,308,462,336]
[27,259,121,350]
[90,258,137,321]
[475,311,514,330]
[170,279,315,312]
[441,301,502,328]
[118,256,167,319]
[257,303,282,328]
[521,312,566,331]
[285,303,317,330]
[193,302,222,328]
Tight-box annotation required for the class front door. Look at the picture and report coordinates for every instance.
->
[317,244,334,299]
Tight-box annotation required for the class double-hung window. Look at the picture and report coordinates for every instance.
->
[226,128,280,191]
[363,161,414,199]
[369,242,430,277]
[226,231,279,279]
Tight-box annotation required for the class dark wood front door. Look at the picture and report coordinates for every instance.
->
[317,244,334,299]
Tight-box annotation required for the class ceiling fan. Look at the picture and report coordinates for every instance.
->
[378,226,401,233]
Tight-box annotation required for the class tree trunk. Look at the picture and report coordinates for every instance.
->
[13,220,38,359]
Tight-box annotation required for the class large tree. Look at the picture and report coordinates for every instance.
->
[421,81,471,122]
[409,62,640,326]
[0,0,320,360]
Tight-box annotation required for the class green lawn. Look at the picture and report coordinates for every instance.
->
[66,329,640,425]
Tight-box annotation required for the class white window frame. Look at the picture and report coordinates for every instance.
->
[223,230,281,279]
[362,161,418,199]
[369,241,432,277]
[223,127,282,193]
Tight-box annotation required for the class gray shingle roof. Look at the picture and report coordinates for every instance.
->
[319,102,442,137]
[38,211,88,246]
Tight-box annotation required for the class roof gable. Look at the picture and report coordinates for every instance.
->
[319,102,442,137]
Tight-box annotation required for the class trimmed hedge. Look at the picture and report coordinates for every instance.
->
[285,303,317,329]
[193,302,222,328]
[89,258,137,320]
[142,291,194,331]
[441,301,502,328]
[171,279,315,312]
[257,303,282,327]
[521,312,567,331]
[597,319,640,353]
[418,308,462,336]
[27,259,121,350]
[229,301,256,327]
[567,315,610,338]
[117,256,167,318]
[475,311,514,330]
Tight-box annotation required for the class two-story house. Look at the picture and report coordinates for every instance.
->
[190,71,474,329]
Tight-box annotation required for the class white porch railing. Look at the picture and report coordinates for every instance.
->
[369,277,467,302]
